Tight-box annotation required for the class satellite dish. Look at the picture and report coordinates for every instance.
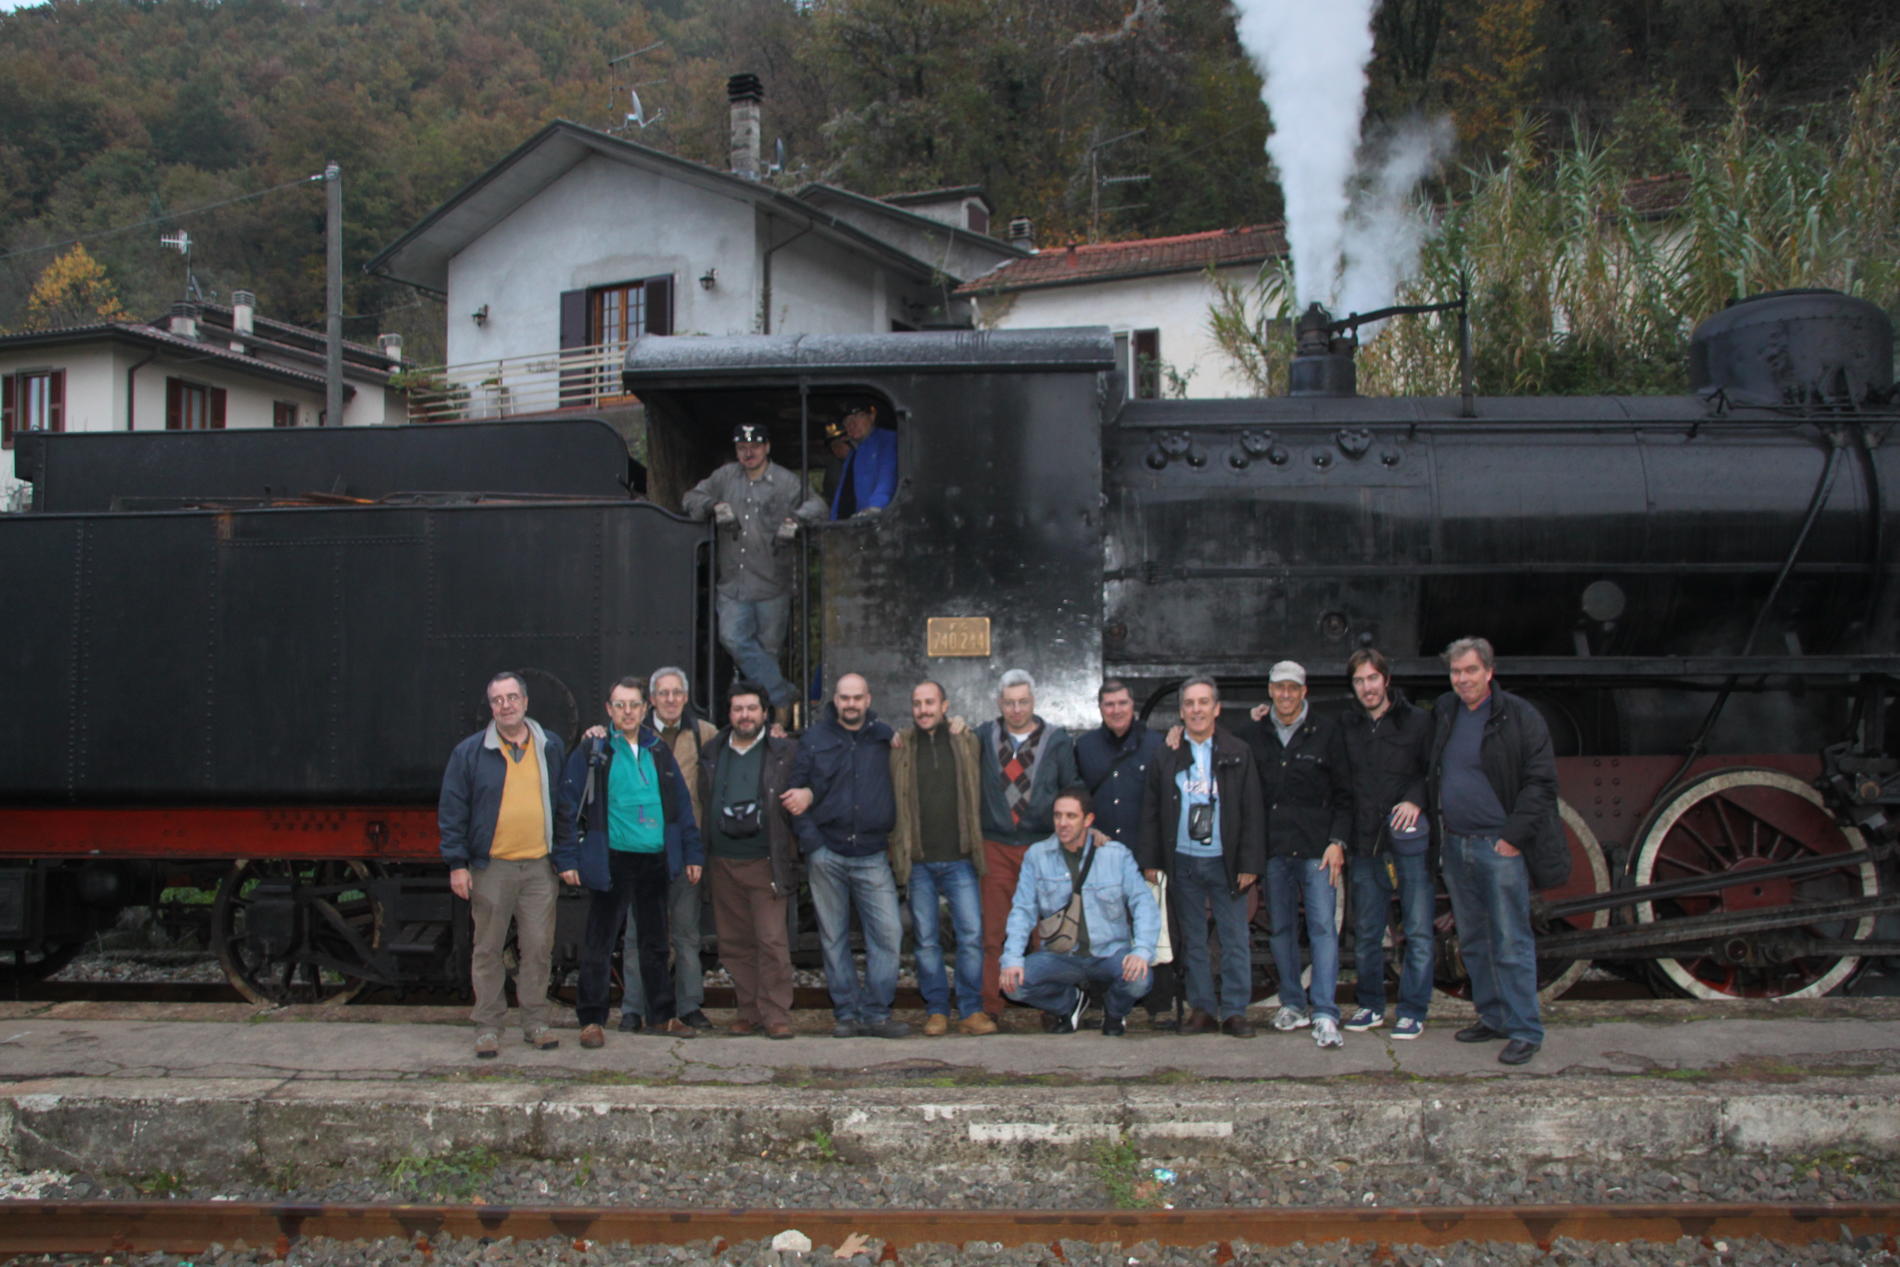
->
[625,87,665,130]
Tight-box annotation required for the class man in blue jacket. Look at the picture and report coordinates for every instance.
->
[437,671,572,1060]
[554,677,704,1048]
[1000,786,1159,1036]
[829,399,897,519]
[780,672,909,1038]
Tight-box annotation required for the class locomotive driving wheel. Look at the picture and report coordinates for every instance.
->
[1633,766,1878,1000]
[1433,799,1610,1003]
[212,859,385,1006]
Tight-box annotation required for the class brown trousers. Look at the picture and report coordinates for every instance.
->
[979,838,1030,1018]
[710,854,795,1027]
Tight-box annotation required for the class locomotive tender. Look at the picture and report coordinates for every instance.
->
[2,289,1895,1005]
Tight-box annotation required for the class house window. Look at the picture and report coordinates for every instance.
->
[1,368,65,449]
[557,275,673,406]
[592,284,646,349]
[273,401,298,429]
[966,203,989,235]
[165,377,227,430]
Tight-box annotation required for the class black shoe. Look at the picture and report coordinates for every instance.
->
[617,1012,645,1034]
[1499,1039,1540,1066]
[1047,1015,1077,1034]
[831,1019,860,1038]
[1221,1015,1256,1038]
[1102,1014,1127,1037]
[1455,1023,1506,1043]
[679,1009,713,1031]
[1066,989,1088,1033]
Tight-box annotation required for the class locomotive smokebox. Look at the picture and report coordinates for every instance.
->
[1690,288,1894,407]
[1289,302,1358,397]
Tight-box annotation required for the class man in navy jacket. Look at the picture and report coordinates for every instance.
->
[554,677,704,1048]
[781,672,909,1038]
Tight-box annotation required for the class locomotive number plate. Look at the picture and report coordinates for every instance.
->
[927,617,991,658]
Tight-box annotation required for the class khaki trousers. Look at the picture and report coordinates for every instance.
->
[468,856,558,1033]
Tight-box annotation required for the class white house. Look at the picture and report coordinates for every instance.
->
[957,224,1287,399]
[367,78,1027,422]
[0,292,404,504]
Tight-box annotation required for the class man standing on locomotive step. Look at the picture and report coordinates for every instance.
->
[1427,636,1568,1066]
[974,669,1080,1030]
[682,423,826,723]
[698,680,801,1039]
[1340,648,1436,1042]
[889,679,986,1037]
[1141,675,1264,1037]
[555,677,704,1049]
[780,672,910,1038]
[437,671,571,1060]
[1246,660,1353,1049]
[620,666,719,1033]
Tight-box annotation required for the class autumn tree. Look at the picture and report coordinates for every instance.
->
[15,245,130,333]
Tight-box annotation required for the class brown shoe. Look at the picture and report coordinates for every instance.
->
[523,1026,559,1050]
[1221,1014,1256,1038]
[655,1017,696,1038]
[1179,1008,1219,1035]
[579,1024,605,1049]
[728,1019,762,1037]
[474,1030,500,1059]
[957,1012,999,1036]
[923,1013,950,1037]
[765,1023,795,1040]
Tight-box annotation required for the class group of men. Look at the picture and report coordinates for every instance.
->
[438,637,1565,1067]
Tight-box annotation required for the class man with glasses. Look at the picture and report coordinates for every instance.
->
[437,671,571,1060]
[556,677,705,1048]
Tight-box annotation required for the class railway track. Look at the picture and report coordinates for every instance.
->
[2,1199,1897,1257]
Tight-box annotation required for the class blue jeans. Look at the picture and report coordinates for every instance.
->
[1442,832,1542,1043]
[1007,950,1151,1020]
[715,592,793,707]
[805,846,903,1024]
[618,869,705,1020]
[1267,855,1341,1021]
[908,860,983,1017]
[1172,852,1253,1018]
[1350,850,1435,1022]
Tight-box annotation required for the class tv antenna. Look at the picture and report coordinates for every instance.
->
[608,41,667,133]
[159,229,201,302]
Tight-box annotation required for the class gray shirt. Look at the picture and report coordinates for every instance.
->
[681,461,827,602]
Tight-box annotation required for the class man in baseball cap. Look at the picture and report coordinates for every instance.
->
[681,423,826,715]
[830,399,897,520]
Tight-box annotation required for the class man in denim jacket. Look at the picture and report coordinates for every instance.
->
[999,786,1159,1036]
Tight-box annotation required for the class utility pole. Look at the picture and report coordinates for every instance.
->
[325,161,342,429]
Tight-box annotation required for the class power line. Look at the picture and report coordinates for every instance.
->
[0,173,324,264]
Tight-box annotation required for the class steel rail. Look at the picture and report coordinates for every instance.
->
[2,1200,1898,1255]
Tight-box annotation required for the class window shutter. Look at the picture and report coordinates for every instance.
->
[47,369,64,432]
[644,276,673,336]
[559,289,588,350]
[166,378,183,430]
[210,386,227,429]
[2,373,14,449]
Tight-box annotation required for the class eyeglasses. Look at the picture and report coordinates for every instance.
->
[487,693,524,707]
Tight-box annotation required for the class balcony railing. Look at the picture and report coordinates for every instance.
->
[398,343,634,423]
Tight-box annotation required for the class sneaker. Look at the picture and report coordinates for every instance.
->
[473,1031,500,1060]
[1343,1008,1385,1033]
[1270,1005,1311,1032]
[678,1009,713,1031]
[863,1019,911,1040]
[523,1026,559,1050]
[831,1019,861,1038]
[579,1024,606,1049]
[1392,1017,1424,1041]
[1313,1016,1343,1049]
[1047,1014,1077,1035]
[1102,1014,1127,1037]
[1066,990,1088,1034]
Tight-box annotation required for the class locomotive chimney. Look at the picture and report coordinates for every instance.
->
[1288,303,1357,397]
[728,73,763,182]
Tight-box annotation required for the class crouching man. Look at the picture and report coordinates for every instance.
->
[998,786,1159,1036]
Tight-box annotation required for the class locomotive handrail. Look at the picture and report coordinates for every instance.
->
[1535,844,1890,921]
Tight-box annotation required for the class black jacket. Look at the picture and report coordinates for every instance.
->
[1245,708,1354,859]
[1075,719,1163,847]
[699,729,801,895]
[1340,689,1433,856]
[1136,728,1266,890]
[788,704,896,857]
[1427,686,1570,890]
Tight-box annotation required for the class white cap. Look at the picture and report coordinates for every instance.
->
[1268,660,1306,685]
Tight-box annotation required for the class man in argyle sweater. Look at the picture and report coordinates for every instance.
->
[972,668,1080,1030]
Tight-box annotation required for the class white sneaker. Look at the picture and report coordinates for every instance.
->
[1343,1008,1384,1032]
[1270,1005,1311,1031]
[1392,1017,1425,1040]
[1313,1016,1343,1049]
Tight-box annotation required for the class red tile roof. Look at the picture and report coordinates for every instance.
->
[956,224,1286,294]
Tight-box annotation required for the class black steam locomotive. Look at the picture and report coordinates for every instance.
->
[1,288,1894,1006]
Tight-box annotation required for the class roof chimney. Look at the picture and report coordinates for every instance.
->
[229,289,255,351]
[169,301,200,340]
[1008,217,1035,252]
[728,73,763,182]
[378,333,404,365]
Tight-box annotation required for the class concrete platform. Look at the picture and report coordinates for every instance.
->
[1,997,1897,1183]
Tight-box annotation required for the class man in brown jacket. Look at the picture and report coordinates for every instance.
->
[633,666,719,1031]
[889,680,987,1036]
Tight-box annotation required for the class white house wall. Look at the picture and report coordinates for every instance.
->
[979,264,1265,398]
[768,227,919,334]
